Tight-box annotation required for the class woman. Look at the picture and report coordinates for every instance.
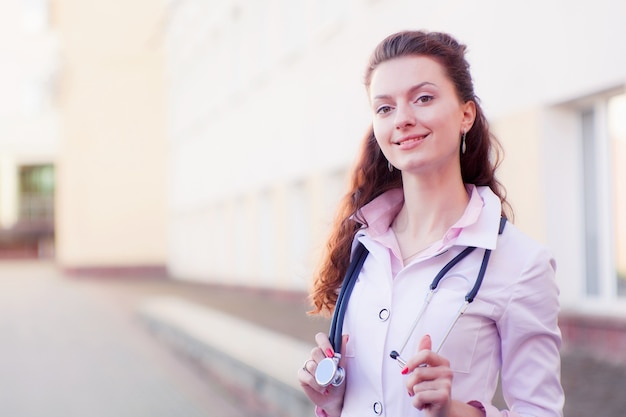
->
[297,30,564,417]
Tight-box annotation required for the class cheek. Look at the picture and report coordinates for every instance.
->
[372,120,390,145]
[373,130,391,158]
[428,106,463,132]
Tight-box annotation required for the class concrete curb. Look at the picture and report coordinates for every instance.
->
[137,296,315,417]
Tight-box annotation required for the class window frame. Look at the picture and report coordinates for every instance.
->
[573,87,624,301]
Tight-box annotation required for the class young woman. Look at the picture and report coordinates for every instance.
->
[297,30,564,417]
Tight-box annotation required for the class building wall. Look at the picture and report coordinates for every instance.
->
[0,0,59,230]
[164,0,626,318]
[53,0,168,270]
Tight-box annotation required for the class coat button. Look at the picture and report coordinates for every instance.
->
[372,401,383,415]
[378,308,390,321]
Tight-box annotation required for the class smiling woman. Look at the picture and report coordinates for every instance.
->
[297,30,564,417]
[369,56,475,181]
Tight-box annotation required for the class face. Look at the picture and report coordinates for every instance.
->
[369,55,475,177]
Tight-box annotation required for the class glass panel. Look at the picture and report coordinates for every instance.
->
[18,164,54,222]
[608,94,626,295]
[22,0,49,33]
[581,109,600,296]
[287,181,311,286]
[258,190,275,284]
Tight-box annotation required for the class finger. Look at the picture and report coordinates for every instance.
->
[297,366,328,396]
[412,388,449,412]
[406,366,453,389]
[417,334,432,352]
[405,334,432,371]
[310,346,326,363]
[404,335,450,372]
[302,359,316,375]
[315,332,336,358]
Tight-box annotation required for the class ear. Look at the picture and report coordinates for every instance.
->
[461,100,476,132]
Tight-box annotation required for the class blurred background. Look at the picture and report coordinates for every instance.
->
[0,0,625,416]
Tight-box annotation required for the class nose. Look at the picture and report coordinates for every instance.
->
[394,104,416,130]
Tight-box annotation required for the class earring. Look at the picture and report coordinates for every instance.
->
[388,161,393,172]
[461,130,467,154]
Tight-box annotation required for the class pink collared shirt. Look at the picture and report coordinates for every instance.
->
[358,184,485,276]
[319,185,563,417]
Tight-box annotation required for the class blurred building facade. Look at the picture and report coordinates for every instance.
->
[163,0,626,354]
[3,0,625,358]
[1,0,169,274]
[52,0,168,274]
[0,0,58,258]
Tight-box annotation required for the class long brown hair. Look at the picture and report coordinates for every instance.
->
[309,30,511,316]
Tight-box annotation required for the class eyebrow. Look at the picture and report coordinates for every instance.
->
[372,81,437,101]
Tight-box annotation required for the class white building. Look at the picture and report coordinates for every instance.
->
[164,0,626,355]
[52,0,169,273]
[0,0,58,257]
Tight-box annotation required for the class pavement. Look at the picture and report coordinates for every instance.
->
[0,261,251,417]
[3,260,626,417]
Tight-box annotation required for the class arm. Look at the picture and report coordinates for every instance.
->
[489,248,564,417]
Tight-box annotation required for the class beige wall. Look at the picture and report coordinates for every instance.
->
[54,0,167,268]
[491,109,546,242]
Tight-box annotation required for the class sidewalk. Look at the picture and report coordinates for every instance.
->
[0,261,249,417]
[82,274,626,417]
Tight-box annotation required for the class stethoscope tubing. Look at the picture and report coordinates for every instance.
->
[329,242,368,352]
[328,217,506,356]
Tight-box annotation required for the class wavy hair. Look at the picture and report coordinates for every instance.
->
[310,30,511,316]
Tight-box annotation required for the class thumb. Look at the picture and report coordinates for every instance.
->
[418,334,432,352]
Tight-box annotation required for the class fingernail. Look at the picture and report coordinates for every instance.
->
[401,367,409,375]
[408,390,414,397]
[325,348,334,358]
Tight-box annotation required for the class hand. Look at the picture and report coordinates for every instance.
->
[297,332,349,417]
[403,335,453,417]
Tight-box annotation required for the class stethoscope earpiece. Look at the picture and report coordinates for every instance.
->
[315,354,345,387]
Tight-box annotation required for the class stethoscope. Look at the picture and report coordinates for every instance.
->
[314,217,507,387]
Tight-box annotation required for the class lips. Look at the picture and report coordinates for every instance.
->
[393,134,429,146]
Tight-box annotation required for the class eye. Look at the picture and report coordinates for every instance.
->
[415,95,434,104]
[376,105,393,115]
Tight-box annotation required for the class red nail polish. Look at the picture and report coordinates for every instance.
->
[325,348,334,358]
[408,390,414,397]
[401,367,409,375]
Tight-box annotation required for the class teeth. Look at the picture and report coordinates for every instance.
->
[397,136,424,144]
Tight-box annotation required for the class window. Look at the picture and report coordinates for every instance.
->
[286,180,312,288]
[18,164,54,223]
[21,0,49,33]
[608,94,626,295]
[257,189,276,284]
[580,91,626,297]
[21,80,44,117]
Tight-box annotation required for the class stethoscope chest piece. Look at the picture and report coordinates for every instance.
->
[315,354,345,387]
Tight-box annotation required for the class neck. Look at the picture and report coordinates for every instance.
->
[393,174,469,243]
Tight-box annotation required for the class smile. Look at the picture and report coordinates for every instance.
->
[394,134,429,146]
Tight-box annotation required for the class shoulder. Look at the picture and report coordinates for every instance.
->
[498,221,554,262]
[491,221,557,290]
